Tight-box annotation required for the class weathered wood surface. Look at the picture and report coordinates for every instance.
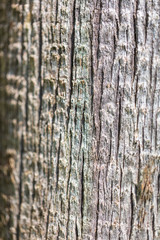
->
[0,0,160,239]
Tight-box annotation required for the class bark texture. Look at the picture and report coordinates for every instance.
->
[0,0,160,239]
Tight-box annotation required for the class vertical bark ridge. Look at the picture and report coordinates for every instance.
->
[1,0,160,239]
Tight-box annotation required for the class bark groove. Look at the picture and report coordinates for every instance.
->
[0,0,160,239]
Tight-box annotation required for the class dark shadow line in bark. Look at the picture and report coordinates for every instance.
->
[67,0,76,130]
[95,170,100,240]
[145,1,148,43]
[78,102,85,161]
[96,0,102,70]
[38,0,43,127]
[16,134,24,240]
[116,94,122,164]
[133,0,139,82]
[75,218,78,240]
[45,203,51,240]
[56,133,61,192]
[81,152,85,236]
[29,171,36,239]
[90,20,94,114]
[55,0,58,24]
[97,68,104,156]
[129,186,134,240]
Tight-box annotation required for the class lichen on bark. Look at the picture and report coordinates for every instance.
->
[0,0,160,240]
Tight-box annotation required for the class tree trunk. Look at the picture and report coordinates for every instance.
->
[0,0,160,239]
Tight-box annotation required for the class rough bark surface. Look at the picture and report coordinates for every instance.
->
[0,0,160,240]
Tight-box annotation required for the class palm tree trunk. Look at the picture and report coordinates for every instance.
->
[0,0,160,239]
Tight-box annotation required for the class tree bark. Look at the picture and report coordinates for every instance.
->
[0,0,160,239]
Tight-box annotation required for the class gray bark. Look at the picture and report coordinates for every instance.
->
[0,0,160,239]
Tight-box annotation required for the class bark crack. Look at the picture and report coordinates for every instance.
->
[67,0,76,129]
[38,0,43,126]
[56,133,61,192]
[16,134,24,240]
